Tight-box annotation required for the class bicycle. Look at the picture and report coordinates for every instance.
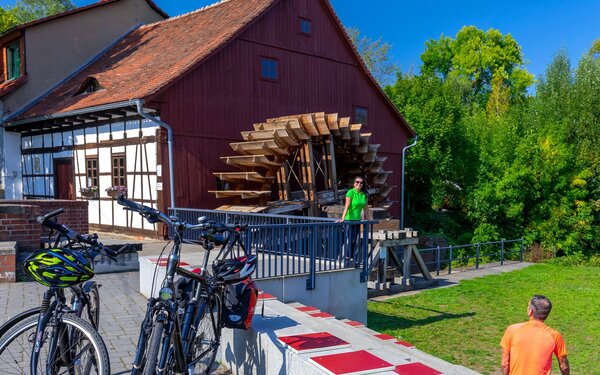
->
[0,208,125,374]
[117,196,256,375]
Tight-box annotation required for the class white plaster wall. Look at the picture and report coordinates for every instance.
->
[4,131,22,199]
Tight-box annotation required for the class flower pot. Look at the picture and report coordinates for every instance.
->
[107,191,124,199]
[81,191,97,199]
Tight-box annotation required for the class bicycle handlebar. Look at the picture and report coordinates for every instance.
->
[36,208,64,225]
[117,195,170,225]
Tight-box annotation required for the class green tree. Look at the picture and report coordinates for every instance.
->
[346,27,399,86]
[421,26,533,114]
[0,7,19,32]
[1,0,74,33]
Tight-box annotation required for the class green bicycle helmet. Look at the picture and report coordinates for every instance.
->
[23,248,94,287]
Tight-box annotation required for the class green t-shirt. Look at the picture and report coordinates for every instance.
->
[345,188,367,221]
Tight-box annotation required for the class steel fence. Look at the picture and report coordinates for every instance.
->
[167,207,523,289]
[416,239,524,276]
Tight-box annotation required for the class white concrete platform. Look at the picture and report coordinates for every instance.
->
[220,296,481,375]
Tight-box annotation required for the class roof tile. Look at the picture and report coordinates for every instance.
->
[16,0,277,120]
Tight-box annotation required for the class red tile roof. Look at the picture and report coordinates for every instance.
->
[15,0,277,121]
[0,75,27,99]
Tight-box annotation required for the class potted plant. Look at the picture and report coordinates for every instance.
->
[105,185,127,199]
[80,186,98,199]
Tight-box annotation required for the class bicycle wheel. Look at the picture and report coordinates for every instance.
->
[0,307,42,339]
[142,320,165,375]
[187,294,222,375]
[84,283,100,330]
[0,315,110,375]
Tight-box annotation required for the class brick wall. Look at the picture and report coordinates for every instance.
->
[0,242,17,282]
[0,205,41,250]
[0,201,88,283]
[1,200,89,243]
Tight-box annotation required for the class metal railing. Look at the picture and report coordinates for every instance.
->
[170,207,335,226]
[170,208,373,290]
[168,207,523,289]
[416,239,524,276]
[243,221,374,289]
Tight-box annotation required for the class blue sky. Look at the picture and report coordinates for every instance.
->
[2,0,598,83]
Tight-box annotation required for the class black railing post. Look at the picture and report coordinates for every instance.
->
[500,239,505,265]
[360,223,368,282]
[448,245,453,274]
[436,245,440,276]
[306,224,316,290]
[476,243,480,269]
[520,239,524,262]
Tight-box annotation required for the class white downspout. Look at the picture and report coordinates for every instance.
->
[132,99,176,209]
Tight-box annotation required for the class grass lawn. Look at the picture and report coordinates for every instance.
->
[367,264,600,374]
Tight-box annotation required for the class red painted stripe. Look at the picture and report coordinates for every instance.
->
[374,333,396,341]
[278,332,350,352]
[395,340,415,348]
[258,292,276,300]
[296,306,319,313]
[309,312,334,319]
[394,362,442,375]
[344,321,365,327]
[310,350,394,375]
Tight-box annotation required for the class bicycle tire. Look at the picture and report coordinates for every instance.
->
[0,314,110,375]
[142,320,165,375]
[0,306,42,339]
[187,294,222,375]
[85,283,101,330]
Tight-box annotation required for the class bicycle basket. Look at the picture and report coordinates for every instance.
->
[23,248,94,287]
[222,278,259,330]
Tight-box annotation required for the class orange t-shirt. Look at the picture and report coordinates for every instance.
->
[500,320,568,375]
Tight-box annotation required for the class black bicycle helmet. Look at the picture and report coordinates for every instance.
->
[213,255,257,284]
[23,248,94,287]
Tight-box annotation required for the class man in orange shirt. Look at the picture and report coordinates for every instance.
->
[500,295,570,375]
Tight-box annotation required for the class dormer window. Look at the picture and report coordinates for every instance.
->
[5,41,21,80]
[75,77,104,95]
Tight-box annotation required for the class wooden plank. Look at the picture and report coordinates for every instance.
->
[363,143,380,162]
[349,124,362,145]
[213,171,275,183]
[286,118,310,141]
[338,117,351,140]
[253,121,287,131]
[377,184,395,199]
[273,128,299,147]
[357,133,372,153]
[209,190,271,199]
[299,113,320,137]
[326,113,340,135]
[215,205,267,213]
[230,140,288,156]
[241,130,276,141]
[220,155,279,169]
[313,112,330,136]
[374,170,392,185]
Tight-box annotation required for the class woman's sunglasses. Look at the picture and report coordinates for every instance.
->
[354,181,364,184]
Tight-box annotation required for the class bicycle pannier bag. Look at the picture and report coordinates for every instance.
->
[222,278,259,329]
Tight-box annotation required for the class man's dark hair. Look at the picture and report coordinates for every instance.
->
[529,295,553,320]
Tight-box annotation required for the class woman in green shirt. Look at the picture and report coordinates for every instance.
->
[338,176,370,263]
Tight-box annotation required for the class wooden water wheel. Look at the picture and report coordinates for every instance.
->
[210,112,394,216]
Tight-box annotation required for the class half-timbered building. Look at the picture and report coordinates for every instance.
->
[0,0,166,199]
[5,0,415,236]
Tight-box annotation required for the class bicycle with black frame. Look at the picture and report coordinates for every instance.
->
[0,208,126,374]
[117,196,256,375]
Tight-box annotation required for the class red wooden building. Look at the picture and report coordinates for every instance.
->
[6,0,414,235]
